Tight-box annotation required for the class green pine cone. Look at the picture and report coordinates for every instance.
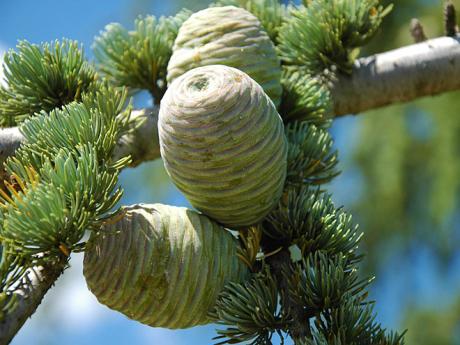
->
[167,5,282,107]
[83,203,249,329]
[159,65,287,228]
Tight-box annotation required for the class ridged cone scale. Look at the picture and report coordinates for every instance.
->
[167,5,282,107]
[159,65,287,228]
[83,203,249,329]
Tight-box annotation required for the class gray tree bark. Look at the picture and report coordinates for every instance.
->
[332,35,460,116]
[0,259,67,345]
[112,107,160,167]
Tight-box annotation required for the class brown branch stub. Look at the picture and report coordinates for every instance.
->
[0,259,67,345]
[410,18,427,43]
[445,1,458,37]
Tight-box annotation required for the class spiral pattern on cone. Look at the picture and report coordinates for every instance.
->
[159,65,287,228]
[167,6,282,107]
[83,203,249,329]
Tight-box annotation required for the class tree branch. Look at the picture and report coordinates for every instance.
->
[0,127,24,167]
[0,107,161,171]
[332,35,460,116]
[1,36,460,164]
[0,259,67,345]
[113,107,160,167]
